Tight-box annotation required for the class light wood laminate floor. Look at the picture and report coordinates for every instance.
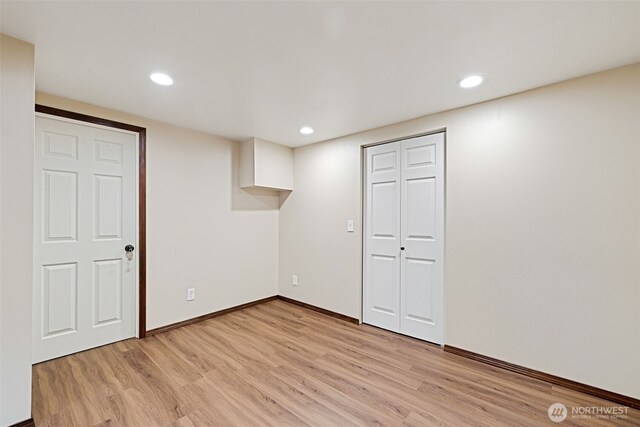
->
[33,299,639,426]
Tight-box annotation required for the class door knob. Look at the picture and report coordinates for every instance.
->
[400,247,405,251]
[125,244,135,261]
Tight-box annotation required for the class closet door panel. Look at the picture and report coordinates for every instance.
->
[363,142,401,331]
[400,133,445,344]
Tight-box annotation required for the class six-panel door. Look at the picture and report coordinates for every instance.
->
[364,133,445,344]
[33,115,137,363]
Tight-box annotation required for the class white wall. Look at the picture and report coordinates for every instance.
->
[36,93,280,330]
[279,139,362,316]
[0,34,35,426]
[278,63,640,398]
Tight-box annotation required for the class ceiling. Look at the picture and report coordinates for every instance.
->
[1,1,639,147]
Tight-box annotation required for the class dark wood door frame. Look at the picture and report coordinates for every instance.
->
[35,104,148,338]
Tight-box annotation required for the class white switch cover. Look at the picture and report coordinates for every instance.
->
[347,219,354,232]
[292,275,298,286]
[187,288,195,301]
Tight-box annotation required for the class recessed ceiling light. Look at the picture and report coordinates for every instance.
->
[458,75,484,88]
[150,72,174,86]
[299,126,314,135]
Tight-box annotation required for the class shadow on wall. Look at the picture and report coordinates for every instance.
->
[230,141,288,210]
[279,190,292,208]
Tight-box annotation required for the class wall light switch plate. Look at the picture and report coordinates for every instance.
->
[347,219,354,232]
[292,275,298,286]
[187,288,195,301]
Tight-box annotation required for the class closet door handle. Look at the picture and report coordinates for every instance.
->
[400,247,405,251]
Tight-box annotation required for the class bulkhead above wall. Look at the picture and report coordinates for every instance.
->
[239,137,294,191]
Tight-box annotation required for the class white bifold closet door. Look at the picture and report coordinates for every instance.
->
[33,115,138,363]
[363,132,444,344]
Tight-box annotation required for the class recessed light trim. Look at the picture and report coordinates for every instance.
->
[150,72,174,86]
[299,126,314,135]
[458,75,484,88]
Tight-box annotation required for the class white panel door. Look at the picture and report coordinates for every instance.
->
[363,133,445,344]
[33,115,137,363]
[399,133,444,343]
[363,142,402,331]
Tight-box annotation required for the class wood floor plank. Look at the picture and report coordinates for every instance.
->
[197,323,281,372]
[32,300,640,426]
[137,336,203,390]
[232,363,357,427]
[269,364,401,426]
[177,379,246,425]
[172,415,196,427]
[179,411,216,427]
[155,328,220,374]
[203,365,307,426]
[315,352,514,427]
[119,347,185,422]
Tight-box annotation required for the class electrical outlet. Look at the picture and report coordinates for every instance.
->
[187,288,195,301]
[347,219,354,232]
[292,275,298,286]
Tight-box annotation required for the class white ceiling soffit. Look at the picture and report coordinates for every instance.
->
[1,1,639,147]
